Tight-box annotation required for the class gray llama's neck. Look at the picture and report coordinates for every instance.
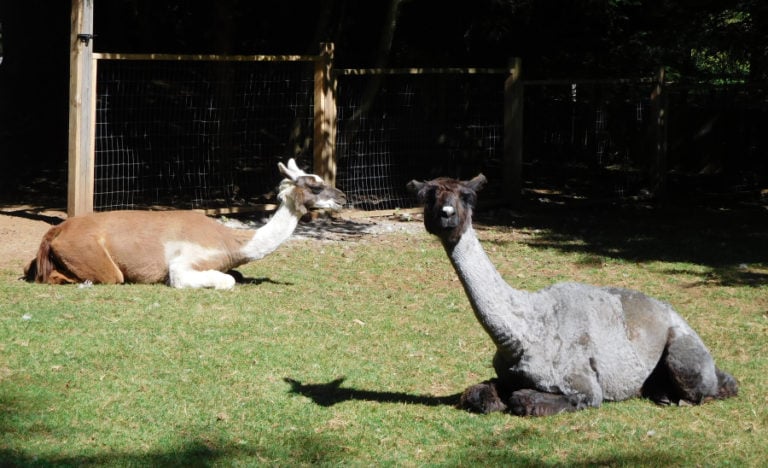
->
[444,225,529,359]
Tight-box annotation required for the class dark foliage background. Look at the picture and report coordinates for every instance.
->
[0,0,765,198]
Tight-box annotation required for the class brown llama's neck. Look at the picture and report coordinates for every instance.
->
[240,191,303,262]
[443,224,529,360]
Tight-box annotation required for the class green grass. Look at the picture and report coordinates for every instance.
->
[1,222,766,466]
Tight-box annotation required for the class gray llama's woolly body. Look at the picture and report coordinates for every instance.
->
[409,174,736,415]
[450,225,718,407]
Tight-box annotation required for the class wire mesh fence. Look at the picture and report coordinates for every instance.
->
[664,83,768,196]
[92,57,767,212]
[335,72,505,210]
[95,59,314,210]
[523,80,768,201]
[522,80,654,200]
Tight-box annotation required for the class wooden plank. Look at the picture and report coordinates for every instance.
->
[650,66,669,198]
[313,42,337,186]
[338,67,517,75]
[523,77,657,86]
[200,204,278,217]
[93,52,316,62]
[340,207,422,220]
[503,58,523,206]
[67,0,95,217]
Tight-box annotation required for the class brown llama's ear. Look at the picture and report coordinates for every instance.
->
[465,174,487,192]
[278,158,305,181]
[287,158,302,173]
[278,161,291,179]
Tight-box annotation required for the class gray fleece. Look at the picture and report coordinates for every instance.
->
[449,225,719,407]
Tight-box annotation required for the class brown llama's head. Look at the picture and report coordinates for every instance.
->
[277,159,347,215]
[407,174,487,244]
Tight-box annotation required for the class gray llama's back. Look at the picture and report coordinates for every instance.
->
[503,282,687,402]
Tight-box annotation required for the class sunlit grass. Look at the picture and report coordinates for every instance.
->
[1,223,766,466]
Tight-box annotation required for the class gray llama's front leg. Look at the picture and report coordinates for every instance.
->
[460,381,596,416]
[460,380,509,414]
[508,367,602,416]
[508,389,592,416]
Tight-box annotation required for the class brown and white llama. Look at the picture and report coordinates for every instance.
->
[24,159,346,289]
[407,174,738,416]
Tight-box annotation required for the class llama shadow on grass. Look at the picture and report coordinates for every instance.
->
[284,377,461,408]
[228,270,294,286]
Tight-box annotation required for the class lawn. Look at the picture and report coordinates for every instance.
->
[1,202,766,467]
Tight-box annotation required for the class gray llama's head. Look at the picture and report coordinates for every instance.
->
[407,174,487,244]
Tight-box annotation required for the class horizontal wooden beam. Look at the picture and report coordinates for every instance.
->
[338,67,516,76]
[93,52,317,62]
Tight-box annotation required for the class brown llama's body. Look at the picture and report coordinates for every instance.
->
[25,159,346,289]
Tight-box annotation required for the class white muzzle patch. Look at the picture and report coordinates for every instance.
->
[442,205,455,216]
[313,199,342,210]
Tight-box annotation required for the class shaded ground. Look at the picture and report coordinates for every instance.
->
[479,195,768,287]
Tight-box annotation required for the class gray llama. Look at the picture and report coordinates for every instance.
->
[407,174,738,416]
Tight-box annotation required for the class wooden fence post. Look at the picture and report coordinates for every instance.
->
[503,57,523,205]
[314,42,337,186]
[650,66,668,199]
[67,0,95,216]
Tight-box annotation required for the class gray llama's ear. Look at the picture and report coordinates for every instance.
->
[406,180,424,194]
[465,174,487,192]
[407,180,429,203]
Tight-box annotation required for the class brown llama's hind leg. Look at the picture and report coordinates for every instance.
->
[46,269,80,284]
[27,251,84,285]
[26,226,85,284]
[460,379,509,414]
[25,256,79,285]
[50,236,125,284]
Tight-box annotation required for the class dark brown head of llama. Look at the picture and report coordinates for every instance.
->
[407,174,487,245]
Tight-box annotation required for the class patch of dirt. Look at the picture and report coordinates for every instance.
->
[0,205,67,273]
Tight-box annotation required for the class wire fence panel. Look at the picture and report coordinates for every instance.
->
[92,57,767,212]
[336,73,506,210]
[95,59,314,210]
[665,84,768,196]
[523,80,768,200]
[523,81,653,199]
